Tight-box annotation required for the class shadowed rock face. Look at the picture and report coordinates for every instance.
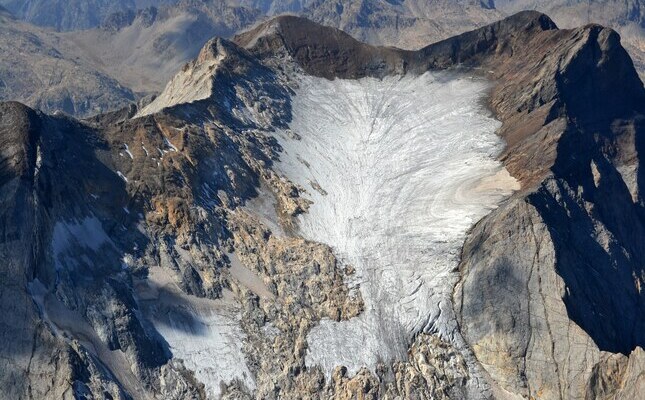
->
[0,10,644,400]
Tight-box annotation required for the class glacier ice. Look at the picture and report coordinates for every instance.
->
[273,72,519,376]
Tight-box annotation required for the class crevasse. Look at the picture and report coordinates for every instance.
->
[273,72,519,376]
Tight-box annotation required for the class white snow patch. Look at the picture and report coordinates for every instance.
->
[141,143,149,156]
[116,171,129,182]
[136,267,254,399]
[273,73,519,376]
[124,144,134,159]
[35,144,43,176]
[121,254,135,270]
[164,137,178,152]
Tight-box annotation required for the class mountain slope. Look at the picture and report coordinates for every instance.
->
[0,0,179,31]
[0,11,135,117]
[495,0,645,77]
[0,11,643,400]
[62,2,264,95]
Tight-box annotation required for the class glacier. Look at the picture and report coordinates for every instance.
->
[273,72,519,376]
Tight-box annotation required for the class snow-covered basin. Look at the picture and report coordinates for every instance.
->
[135,267,255,399]
[273,72,519,375]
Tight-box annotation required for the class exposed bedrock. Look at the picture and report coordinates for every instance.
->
[452,10,645,400]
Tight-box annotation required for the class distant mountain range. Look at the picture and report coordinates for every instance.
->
[0,8,135,117]
[0,0,178,31]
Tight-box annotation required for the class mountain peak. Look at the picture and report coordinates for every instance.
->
[234,15,409,79]
[234,15,360,49]
[500,10,558,30]
[136,38,235,117]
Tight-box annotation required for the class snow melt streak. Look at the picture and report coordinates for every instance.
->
[275,73,517,375]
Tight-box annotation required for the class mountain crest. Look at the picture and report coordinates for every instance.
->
[136,38,234,117]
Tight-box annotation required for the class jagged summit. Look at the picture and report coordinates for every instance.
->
[417,10,558,67]
[136,38,234,117]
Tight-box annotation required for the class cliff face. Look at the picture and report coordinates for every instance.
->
[0,11,643,400]
[445,12,645,400]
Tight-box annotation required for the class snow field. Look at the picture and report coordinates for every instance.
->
[273,72,519,376]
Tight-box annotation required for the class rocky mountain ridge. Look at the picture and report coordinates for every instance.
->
[0,10,643,400]
[5,1,645,119]
[0,0,179,31]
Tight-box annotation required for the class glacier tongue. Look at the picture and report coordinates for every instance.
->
[273,72,519,376]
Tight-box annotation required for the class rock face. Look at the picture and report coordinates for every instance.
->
[0,10,644,400]
[495,0,645,78]
[443,10,645,400]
